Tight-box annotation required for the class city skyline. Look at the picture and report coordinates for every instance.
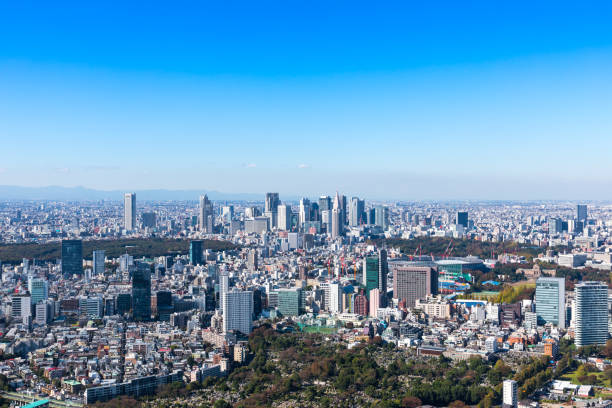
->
[1,2,612,199]
[2,3,612,407]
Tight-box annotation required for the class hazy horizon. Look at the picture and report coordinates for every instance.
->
[0,184,611,203]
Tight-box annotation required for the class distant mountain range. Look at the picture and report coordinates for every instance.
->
[0,185,272,201]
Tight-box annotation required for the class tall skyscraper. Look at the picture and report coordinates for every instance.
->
[456,211,468,228]
[132,262,152,322]
[328,283,342,313]
[277,204,291,231]
[374,206,389,230]
[28,277,48,305]
[503,379,518,408]
[535,277,565,328]
[369,288,381,317]
[340,194,347,225]
[199,194,213,233]
[156,291,173,321]
[548,217,562,235]
[362,249,388,301]
[61,239,83,276]
[219,271,229,313]
[189,240,204,265]
[392,264,438,307]
[331,208,342,238]
[223,290,253,335]
[349,197,365,227]
[577,204,588,222]
[93,250,105,276]
[141,212,157,228]
[299,198,311,227]
[575,281,608,347]
[124,193,136,231]
[319,195,331,214]
[265,193,280,214]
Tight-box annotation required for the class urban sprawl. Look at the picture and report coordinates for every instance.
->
[0,194,611,408]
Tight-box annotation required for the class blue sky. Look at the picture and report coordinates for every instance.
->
[1,1,612,200]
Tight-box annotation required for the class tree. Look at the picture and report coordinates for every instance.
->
[213,400,231,408]
[401,396,422,408]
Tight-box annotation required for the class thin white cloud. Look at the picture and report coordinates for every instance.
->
[245,163,257,168]
[298,164,310,169]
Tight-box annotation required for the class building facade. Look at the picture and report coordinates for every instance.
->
[124,192,136,231]
[575,281,608,347]
[392,264,438,308]
[535,277,565,328]
[61,239,83,276]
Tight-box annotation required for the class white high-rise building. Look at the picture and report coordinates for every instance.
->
[35,300,54,325]
[328,283,342,314]
[503,379,517,408]
[93,250,105,276]
[219,272,229,313]
[575,281,608,347]
[124,193,136,231]
[223,290,253,335]
[299,198,311,227]
[11,294,31,321]
[277,204,291,231]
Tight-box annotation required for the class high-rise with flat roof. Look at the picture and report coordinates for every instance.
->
[456,211,468,228]
[141,212,156,228]
[575,281,608,347]
[124,192,136,231]
[28,277,48,305]
[61,239,83,276]
[189,240,204,265]
[362,249,388,300]
[11,294,31,322]
[199,194,213,233]
[331,208,342,238]
[535,277,565,328]
[349,197,365,227]
[265,192,280,215]
[299,198,311,227]
[132,262,151,322]
[577,204,588,222]
[392,264,438,307]
[276,288,304,317]
[277,204,291,231]
[503,379,517,408]
[374,206,389,230]
[319,196,331,214]
[223,290,253,335]
[93,250,105,276]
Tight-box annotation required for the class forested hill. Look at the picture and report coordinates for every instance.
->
[0,238,237,264]
[383,237,559,260]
